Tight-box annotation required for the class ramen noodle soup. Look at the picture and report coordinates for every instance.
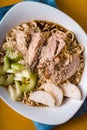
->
[0,20,85,107]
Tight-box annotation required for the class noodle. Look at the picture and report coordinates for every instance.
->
[0,20,85,106]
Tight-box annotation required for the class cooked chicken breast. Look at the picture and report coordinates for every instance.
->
[40,31,66,63]
[59,54,80,83]
[28,32,44,66]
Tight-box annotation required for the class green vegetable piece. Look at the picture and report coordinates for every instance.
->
[21,73,37,92]
[3,56,10,72]
[14,73,24,81]
[0,56,10,76]
[21,69,32,78]
[0,66,5,75]
[0,74,14,86]
[11,63,24,71]
[9,85,16,101]
[9,81,22,101]
[7,69,15,73]
[15,81,22,99]
[6,48,23,62]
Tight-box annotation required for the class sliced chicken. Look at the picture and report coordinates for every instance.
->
[54,31,66,57]
[40,31,66,63]
[59,54,80,83]
[40,82,63,106]
[55,41,65,57]
[40,36,58,62]
[61,81,81,99]
[14,30,28,55]
[40,38,57,63]
[29,90,55,107]
[28,32,44,66]
[3,29,28,55]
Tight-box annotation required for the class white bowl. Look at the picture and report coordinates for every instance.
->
[0,1,87,125]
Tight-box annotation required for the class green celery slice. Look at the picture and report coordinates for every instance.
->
[14,73,24,81]
[21,73,37,92]
[9,81,22,101]
[21,69,32,78]
[9,85,16,101]
[15,81,22,99]
[7,69,15,73]
[0,56,10,75]
[0,74,14,86]
[0,66,5,75]
[3,56,10,72]
[11,63,24,71]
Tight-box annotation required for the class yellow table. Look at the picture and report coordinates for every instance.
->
[0,0,87,130]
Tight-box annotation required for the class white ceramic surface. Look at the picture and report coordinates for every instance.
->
[0,1,87,125]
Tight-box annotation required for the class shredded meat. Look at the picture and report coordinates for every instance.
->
[28,32,44,66]
[14,29,28,55]
[40,31,66,63]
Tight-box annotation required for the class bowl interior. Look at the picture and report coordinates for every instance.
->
[0,1,87,125]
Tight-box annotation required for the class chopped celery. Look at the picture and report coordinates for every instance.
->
[11,63,24,71]
[0,50,38,99]
[7,74,14,85]
[0,74,14,86]
[21,69,32,78]
[3,56,10,72]
[14,73,24,81]
[9,85,16,101]
[9,81,22,101]
[21,73,37,92]
[6,48,23,62]
[12,70,38,93]
[7,69,15,73]
[15,81,22,99]
[0,56,10,75]
[0,66,5,75]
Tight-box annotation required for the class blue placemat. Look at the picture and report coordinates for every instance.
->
[0,0,87,130]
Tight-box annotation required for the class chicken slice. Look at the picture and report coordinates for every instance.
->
[41,36,58,62]
[60,54,80,83]
[14,30,28,55]
[28,32,44,66]
[61,81,81,99]
[40,31,66,63]
[40,82,63,106]
[29,90,55,107]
